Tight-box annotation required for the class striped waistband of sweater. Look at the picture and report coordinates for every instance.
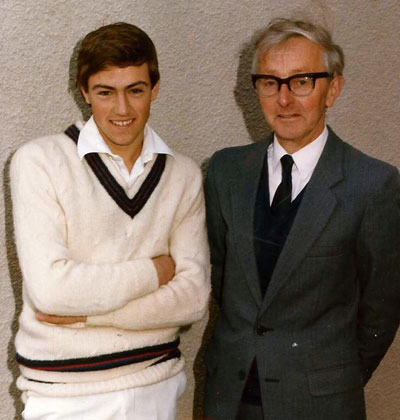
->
[16,338,180,373]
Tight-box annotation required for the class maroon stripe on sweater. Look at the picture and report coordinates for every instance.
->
[17,338,180,373]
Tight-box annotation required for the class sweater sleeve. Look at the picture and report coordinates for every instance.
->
[10,145,159,316]
[86,164,211,330]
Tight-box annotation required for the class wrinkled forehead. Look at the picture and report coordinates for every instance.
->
[257,36,327,74]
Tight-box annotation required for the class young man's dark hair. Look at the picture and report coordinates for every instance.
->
[77,22,160,91]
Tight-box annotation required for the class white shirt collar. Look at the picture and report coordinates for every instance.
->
[271,126,328,181]
[76,116,174,188]
[76,116,174,161]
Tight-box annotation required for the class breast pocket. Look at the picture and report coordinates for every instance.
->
[306,244,348,258]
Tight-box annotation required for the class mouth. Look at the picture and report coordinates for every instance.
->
[278,114,300,119]
[110,119,134,127]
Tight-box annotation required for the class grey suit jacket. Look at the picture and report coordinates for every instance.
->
[203,128,400,420]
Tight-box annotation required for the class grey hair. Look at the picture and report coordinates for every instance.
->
[252,18,344,76]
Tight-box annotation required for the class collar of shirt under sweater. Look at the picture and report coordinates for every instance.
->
[76,116,174,188]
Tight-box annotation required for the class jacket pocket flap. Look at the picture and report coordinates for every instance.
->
[308,363,363,396]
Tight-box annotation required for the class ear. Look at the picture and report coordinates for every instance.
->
[151,79,160,101]
[325,75,344,108]
[80,86,91,105]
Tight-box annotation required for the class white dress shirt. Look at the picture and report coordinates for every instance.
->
[267,126,328,204]
[77,116,174,188]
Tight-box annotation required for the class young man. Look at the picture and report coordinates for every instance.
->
[203,18,400,420]
[11,22,210,420]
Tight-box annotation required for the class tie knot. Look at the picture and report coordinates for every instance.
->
[280,154,294,174]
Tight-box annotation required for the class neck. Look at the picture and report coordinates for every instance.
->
[110,142,143,173]
[277,126,325,154]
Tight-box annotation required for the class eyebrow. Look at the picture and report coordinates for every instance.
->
[263,70,307,78]
[92,81,150,90]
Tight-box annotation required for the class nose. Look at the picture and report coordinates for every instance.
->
[114,93,129,115]
[276,83,294,107]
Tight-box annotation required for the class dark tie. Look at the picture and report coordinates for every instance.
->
[271,154,294,210]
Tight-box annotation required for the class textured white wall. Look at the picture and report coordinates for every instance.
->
[1,1,399,418]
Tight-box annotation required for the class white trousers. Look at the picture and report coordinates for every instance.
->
[22,371,186,420]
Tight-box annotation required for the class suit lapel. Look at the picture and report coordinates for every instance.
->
[261,129,345,312]
[231,139,271,307]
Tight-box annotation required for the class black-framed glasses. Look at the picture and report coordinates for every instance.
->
[251,72,333,97]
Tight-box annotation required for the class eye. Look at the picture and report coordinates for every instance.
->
[259,78,277,88]
[292,77,312,87]
[130,87,145,95]
[97,90,111,96]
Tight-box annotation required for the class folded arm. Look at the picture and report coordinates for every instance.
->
[35,255,176,324]
[84,167,211,330]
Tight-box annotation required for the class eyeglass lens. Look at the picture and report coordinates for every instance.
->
[256,76,314,97]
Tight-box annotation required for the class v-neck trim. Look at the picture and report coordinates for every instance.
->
[64,124,166,219]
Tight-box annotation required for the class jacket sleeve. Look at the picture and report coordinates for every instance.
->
[86,165,210,330]
[10,146,159,316]
[356,166,400,383]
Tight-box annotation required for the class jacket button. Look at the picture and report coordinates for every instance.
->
[256,324,273,336]
[238,370,246,381]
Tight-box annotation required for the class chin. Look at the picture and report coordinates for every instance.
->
[275,129,303,141]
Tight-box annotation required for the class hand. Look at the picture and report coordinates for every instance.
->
[35,311,86,324]
[152,255,175,286]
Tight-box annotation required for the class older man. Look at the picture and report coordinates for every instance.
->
[203,18,400,420]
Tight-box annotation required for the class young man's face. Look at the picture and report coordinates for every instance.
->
[81,63,159,158]
[256,36,343,152]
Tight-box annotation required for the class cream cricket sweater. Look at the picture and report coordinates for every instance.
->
[11,125,210,398]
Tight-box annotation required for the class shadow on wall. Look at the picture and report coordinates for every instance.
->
[68,39,92,122]
[234,37,271,143]
[192,38,270,419]
[4,157,24,420]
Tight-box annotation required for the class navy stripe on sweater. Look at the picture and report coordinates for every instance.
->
[64,124,166,218]
[16,338,180,372]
